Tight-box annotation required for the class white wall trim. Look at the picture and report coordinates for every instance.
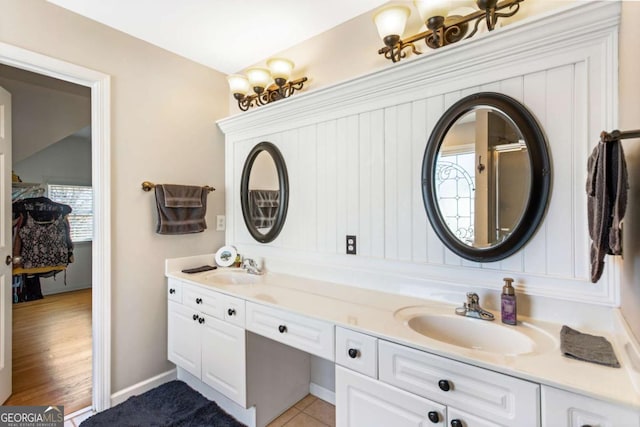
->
[110,369,177,407]
[0,42,112,411]
[309,382,335,406]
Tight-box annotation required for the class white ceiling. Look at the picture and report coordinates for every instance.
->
[47,0,389,74]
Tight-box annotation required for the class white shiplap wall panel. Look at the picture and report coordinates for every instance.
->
[346,115,360,247]
[367,110,386,259]
[384,106,399,260]
[411,99,428,263]
[544,65,577,277]
[573,61,590,279]
[297,125,319,253]
[522,71,550,275]
[219,2,620,305]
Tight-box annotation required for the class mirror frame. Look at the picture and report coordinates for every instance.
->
[422,92,551,262]
[240,141,289,243]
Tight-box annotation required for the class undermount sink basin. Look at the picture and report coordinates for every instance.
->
[204,269,263,285]
[395,306,557,356]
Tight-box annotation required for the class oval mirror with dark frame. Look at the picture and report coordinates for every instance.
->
[240,141,289,243]
[422,92,551,262]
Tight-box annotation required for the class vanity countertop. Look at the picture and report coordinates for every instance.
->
[166,255,640,410]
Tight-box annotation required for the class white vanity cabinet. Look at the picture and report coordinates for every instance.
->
[541,385,640,427]
[167,279,247,406]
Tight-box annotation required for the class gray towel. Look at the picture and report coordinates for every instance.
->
[154,184,207,235]
[560,325,620,368]
[586,138,628,283]
[162,184,203,208]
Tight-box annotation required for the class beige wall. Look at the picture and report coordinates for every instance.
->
[0,0,228,392]
[619,1,640,342]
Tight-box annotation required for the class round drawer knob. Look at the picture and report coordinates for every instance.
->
[198,317,205,324]
[427,411,439,423]
[438,379,451,392]
[581,425,593,427]
[347,348,359,359]
[169,288,175,294]
[278,325,287,333]
[195,298,203,304]
[228,308,236,316]
[192,314,198,321]
[450,420,463,427]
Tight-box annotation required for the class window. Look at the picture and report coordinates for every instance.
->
[48,184,93,242]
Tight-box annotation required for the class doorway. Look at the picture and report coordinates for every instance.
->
[0,42,111,413]
[1,63,92,413]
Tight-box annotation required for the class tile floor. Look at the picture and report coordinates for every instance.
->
[63,394,335,427]
[64,406,94,427]
[267,395,335,427]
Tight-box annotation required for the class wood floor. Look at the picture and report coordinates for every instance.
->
[4,288,92,414]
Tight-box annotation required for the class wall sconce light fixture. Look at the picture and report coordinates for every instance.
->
[227,58,308,111]
[374,0,524,63]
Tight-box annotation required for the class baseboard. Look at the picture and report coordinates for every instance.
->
[310,382,335,405]
[110,369,177,406]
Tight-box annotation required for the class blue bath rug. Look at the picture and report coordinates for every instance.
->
[80,380,246,427]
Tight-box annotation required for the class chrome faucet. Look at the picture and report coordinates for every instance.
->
[455,293,495,321]
[242,258,263,275]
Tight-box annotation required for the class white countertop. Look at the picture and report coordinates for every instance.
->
[166,255,640,410]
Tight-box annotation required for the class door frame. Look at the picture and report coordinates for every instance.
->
[0,42,111,412]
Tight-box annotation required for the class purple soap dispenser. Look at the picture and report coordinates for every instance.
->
[501,277,517,325]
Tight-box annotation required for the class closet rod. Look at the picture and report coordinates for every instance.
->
[141,181,215,193]
[600,129,640,142]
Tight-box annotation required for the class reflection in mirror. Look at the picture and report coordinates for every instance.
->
[240,142,289,243]
[436,108,531,248]
[422,92,550,262]
[248,151,279,234]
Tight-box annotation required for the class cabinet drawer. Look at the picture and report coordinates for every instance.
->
[335,327,377,379]
[448,407,501,427]
[246,302,334,360]
[541,385,640,427]
[336,366,446,427]
[167,278,183,303]
[183,284,224,319]
[219,293,245,328]
[379,340,540,426]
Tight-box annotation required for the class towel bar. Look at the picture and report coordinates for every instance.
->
[141,181,215,193]
[601,129,640,142]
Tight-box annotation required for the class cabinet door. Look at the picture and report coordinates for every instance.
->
[336,366,446,427]
[541,385,640,427]
[201,314,247,407]
[168,301,201,378]
[448,407,502,427]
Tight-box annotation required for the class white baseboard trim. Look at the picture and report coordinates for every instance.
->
[310,382,335,405]
[110,369,177,407]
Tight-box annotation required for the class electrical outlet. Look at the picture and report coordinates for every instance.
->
[346,235,357,255]
[216,215,226,231]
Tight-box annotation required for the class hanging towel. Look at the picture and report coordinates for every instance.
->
[161,184,203,208]
[155,184,207,235]
[560,325,620,368]
[586,138,628,283]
